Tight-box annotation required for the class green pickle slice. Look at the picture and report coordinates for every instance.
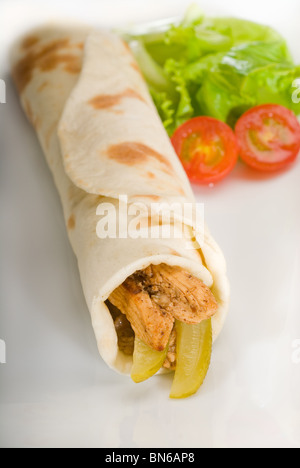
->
[170,319,212,399]
[131,337,169,383]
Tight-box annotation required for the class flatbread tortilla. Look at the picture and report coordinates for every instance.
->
[10,25,230,375]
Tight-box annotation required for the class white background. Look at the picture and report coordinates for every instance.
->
[0,0,300,448]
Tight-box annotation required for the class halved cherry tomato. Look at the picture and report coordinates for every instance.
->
[171,116,239,184]
[235,104,300,172]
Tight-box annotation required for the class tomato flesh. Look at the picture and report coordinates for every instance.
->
[171,116,239,184]
[235,104,300,172]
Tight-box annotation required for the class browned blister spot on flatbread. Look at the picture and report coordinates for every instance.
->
[37,81,48,92]
[64,60,82,74]
[130,61,143,77]
[170,250,180,257]
[106,142,174,176]
[147,215,164,228]
[22,36,39,49]
[12,38,82,93]
[147,172,155,179]
[88,88,146,110]
[122,40,132,54]
[67,214,76,230]
[134,194,161,202]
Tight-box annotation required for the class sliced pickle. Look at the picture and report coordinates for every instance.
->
[170,319,212,399]
[131,336,169,383]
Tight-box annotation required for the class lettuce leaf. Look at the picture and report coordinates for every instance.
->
[126,10,300,134]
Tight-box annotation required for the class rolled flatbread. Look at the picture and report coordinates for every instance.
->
[10,25,230,376]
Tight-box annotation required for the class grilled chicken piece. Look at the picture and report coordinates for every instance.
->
[109,276,174,352]
[109,264,218,352]
[143,264,218,324]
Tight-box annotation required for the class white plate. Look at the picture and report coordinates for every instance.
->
[0,0,300,449]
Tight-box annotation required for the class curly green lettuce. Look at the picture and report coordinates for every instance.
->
[125,5,300,135]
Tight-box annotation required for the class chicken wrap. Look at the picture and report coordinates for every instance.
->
[10,24,230,398]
